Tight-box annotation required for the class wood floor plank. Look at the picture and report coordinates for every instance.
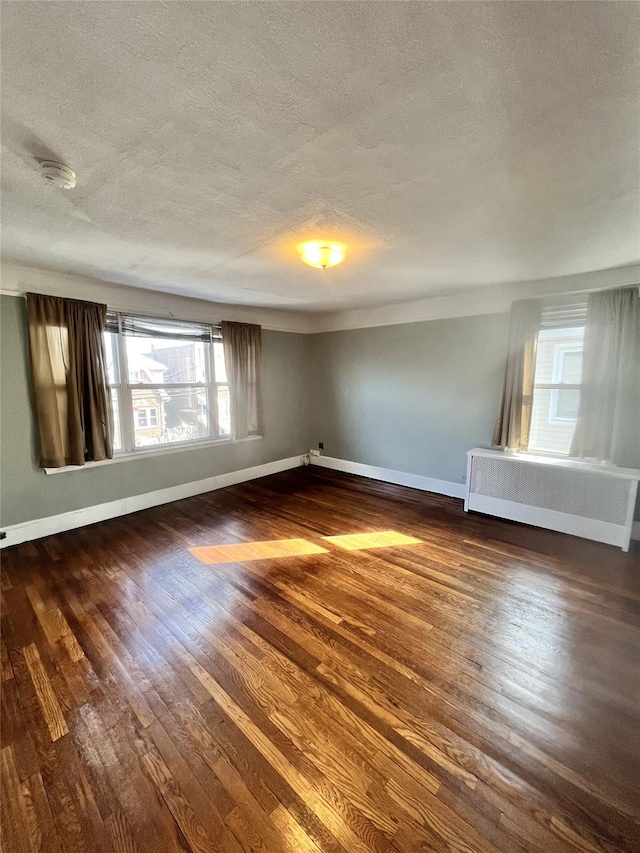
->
[0,746,32,853]
[141,748,219,853]
[22,643,69,742]
[270,804,325,853]
[22,769,64,853]
[104,807,141,853]
[2,468,639,853]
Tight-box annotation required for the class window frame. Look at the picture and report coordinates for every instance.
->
[106,314,230,455]
[528,323,585,458]
[547,344,582,424]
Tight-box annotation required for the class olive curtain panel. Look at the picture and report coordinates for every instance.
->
[570,287,640,468]
[492,298,543,451]
[221,320,264,440]
[26,293,113,468]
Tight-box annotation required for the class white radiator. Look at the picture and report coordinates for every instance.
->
[465,449,639,551]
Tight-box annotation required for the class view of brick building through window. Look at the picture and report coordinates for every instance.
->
[104,329,230,453]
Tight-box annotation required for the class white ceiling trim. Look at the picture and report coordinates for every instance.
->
[310,264,640,333]
[0,263,315,334]
[2,262,638,335]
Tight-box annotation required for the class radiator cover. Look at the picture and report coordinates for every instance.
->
[465,449,639,550]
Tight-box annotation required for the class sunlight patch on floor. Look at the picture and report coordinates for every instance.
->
[189,538,329,564]
[322,530,422,551]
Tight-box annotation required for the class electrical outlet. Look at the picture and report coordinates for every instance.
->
[318,442,324,450]
[310,449,320,457]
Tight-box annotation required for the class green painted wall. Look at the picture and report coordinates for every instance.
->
[308,313,510,486]
[0,295,310,526]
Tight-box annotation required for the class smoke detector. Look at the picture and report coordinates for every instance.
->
[40,161,76,189]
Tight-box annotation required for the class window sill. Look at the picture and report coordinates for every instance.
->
[43,434,263,475]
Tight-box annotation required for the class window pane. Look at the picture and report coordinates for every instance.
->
[534,328,584,385]
[554,389,580,420]
[125,337,209,384]
[529,390,577,455]
[110,389,122,450]
[103,333,119,385]
[213,341,227,383]
[560,350,582,384]
[131,387,209,447]
[217,385,231,436]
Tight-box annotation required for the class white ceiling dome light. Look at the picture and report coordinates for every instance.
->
[40,160,76,189]
[300,242,346,269]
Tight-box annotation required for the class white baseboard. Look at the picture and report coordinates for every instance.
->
[5,452,630,551]
[309,454,465,500]
[0,455,304,549]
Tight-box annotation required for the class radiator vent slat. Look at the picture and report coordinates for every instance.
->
[470,457,630,524]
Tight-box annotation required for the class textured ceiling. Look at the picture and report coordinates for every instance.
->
[2,2,639,312]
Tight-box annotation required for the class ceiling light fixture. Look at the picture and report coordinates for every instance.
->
[299,242,345,269]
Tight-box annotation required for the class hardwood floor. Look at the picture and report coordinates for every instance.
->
[1,467,639,853]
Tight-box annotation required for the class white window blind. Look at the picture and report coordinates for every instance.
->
[104,312,220,341]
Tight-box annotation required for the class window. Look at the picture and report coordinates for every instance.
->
[104,314,229,454]
[528,301,587,457]
[136,407,158,428]
[549,346,581,423]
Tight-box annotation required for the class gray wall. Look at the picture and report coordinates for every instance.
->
[0,295,310,526]
[1,294,511,529]
[308,313,510,486]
